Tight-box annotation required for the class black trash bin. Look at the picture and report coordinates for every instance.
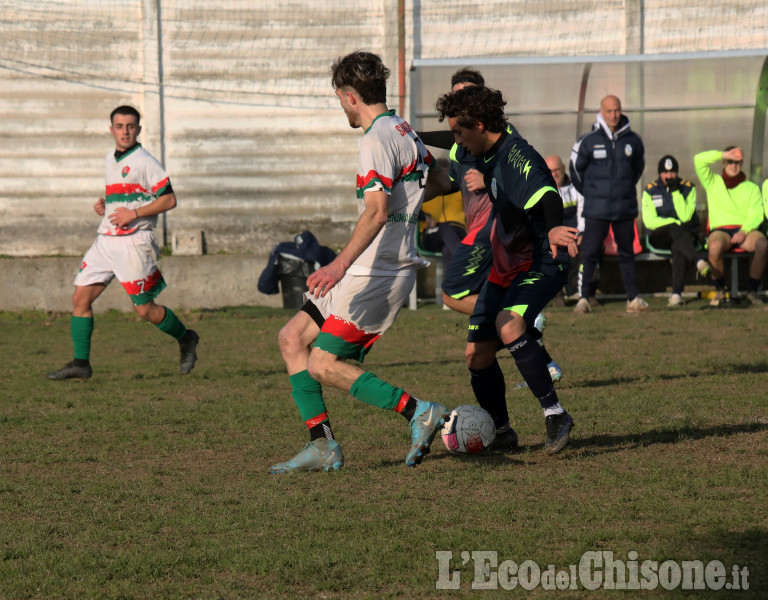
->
[276,254,315,309]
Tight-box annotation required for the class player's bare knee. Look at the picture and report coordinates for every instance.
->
[306,351,335,384]
[496,310,525,340]
[278,324,300,358]
[465,344,494,370]
[72,293,89,314]
[753,236,768,256]
[133,303,153,321]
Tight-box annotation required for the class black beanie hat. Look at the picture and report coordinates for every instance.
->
[658,155,679,174]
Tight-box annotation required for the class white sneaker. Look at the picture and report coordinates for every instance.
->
[710,290,726,307]
[626,297,649,312]
[696,259,711,278]
[573,298,591,314]
[667,293,684,307]
[745,291,763,305]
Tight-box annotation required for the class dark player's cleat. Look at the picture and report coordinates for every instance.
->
[406,400,449,467]
[492,423,519,450]
[47,361,92,381]
[179,330,199,374]
[544,411,574,455]
[270,439,344,473]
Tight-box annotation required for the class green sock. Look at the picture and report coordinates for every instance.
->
[349,371,403,411]
[154,307,187,341]
[290,370,327,425]
[71,316,94,361]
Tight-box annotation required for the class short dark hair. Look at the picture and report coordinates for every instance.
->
[435,86,507,133]
[450,68,484,88]
[110,105,141,124]
[331,51,389,105]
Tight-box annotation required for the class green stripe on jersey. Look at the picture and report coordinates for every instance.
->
[106,192,151,204]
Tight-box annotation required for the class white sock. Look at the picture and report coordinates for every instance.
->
[544,403,565,417]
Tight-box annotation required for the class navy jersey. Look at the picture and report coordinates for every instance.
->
[477,128,562,272]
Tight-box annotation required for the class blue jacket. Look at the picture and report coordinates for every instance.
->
[257,230,336,295]
[569,113,645,221]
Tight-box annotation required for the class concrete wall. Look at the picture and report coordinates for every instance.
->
[2,3,766,310]
[3,1,765,261]
[1,255,283,313]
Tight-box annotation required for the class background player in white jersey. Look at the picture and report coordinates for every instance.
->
[270,51,451,473]
[47,105,199,380]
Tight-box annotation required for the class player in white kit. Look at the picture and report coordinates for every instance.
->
[47,105,199,380]
[270,51,452,473]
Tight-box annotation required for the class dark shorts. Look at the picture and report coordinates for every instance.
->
[467,263,567,343]
[708,226,741,240]
[442,242,493,299]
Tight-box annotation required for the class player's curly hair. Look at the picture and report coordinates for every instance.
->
[331,51,389,105]
[450,67,484,89]
[435,86,507,133]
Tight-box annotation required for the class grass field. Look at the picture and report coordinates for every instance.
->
[1,299,766,599]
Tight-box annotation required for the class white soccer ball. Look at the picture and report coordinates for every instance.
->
[441,404,496,454]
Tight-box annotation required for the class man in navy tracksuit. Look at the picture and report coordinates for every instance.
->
[569,94,647,313]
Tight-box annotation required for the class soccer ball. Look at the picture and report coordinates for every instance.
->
[441,404,496,454]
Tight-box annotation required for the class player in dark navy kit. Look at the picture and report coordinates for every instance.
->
[435,85,578,454]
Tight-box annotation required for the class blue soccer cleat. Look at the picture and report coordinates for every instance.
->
[547,361,563,382]
[270,438,344,474]
[406,400,449,467]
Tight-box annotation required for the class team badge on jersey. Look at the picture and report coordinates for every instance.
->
[121,166,131,178]
[625,144,633,157]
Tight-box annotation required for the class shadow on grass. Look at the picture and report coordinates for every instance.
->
[691,528,768,598]
[569,422,768,457]
[376,447,530,469]
[570,360,768,390]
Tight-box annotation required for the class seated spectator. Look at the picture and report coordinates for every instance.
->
[642,154,711,306]
[419,160,467,271]
[763,177,768,230]
[694,146,767,306]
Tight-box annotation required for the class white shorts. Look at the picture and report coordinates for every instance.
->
[74,231,167,305]
[309,271,416,362]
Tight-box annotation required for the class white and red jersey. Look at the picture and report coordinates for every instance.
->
[97,144,171,236]
[347,110,434,276]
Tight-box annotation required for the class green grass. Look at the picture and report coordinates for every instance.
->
[1,299,766,599]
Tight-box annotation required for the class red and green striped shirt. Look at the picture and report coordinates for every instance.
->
[98,144,171,236]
